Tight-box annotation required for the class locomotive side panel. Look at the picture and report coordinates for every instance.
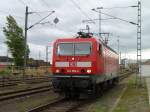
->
[103,45,119,80]
[96,42,105,75]
[94,41,119,83]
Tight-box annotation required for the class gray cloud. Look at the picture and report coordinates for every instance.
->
[0,0,149,59]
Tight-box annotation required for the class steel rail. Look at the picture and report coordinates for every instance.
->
[0,86,51,101]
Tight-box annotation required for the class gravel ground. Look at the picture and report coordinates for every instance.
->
[0,91,58,112]
[82,74,150,112]
[113,76,149,112]
[0,74,149,112]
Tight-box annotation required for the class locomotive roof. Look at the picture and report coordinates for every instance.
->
[96,38,118,54]
[55,37,97,42]
[104,44,118,54]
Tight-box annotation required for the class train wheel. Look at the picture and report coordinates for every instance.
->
[91,84,97,98]
[112,77,119,86]
[99,84,104,96]
[115,77,119,84]
[101,81,108,91]
[107,80,113,88]
[96,85,102,97]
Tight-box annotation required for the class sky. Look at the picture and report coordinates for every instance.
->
[0,0,149,62]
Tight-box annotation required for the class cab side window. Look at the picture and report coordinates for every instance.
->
[99,44,102,55]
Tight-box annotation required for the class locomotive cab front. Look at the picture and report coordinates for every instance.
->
[51,37,100,94]
[53,41,95,75]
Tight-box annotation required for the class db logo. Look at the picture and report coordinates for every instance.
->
[69,62,76,67]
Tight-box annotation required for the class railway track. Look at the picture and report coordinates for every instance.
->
[0,76,52,87]
[0,85,51,101]
[119,71,133,81]
[0,71,130,87]
[28,97,91,112]
[27,71,133,112]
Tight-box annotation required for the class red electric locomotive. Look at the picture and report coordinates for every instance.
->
[51,32,119,97]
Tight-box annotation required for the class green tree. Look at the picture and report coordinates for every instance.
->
[3,15,30,66]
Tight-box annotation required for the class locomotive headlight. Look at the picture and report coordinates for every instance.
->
[56,69,60,73]
[87,69,91,73]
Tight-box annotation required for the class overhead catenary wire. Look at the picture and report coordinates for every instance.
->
[17,0,54,26]
[37,0,57,26]
[98,11,138,25]
[82,17,116,23]
[41,0,51,8]
[101,12,129,23]
[70,0,95,24]
[18,0,42,18]
[30,11,55,13]
[23,0,48,17]
[28,11,55,29]
[98,6,138,10]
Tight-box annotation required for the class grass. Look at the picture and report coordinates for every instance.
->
[0,66,52,77]
[87,74,149,112]
[87,82,126,112]
[0,69,11,76]
[113,75,149,112]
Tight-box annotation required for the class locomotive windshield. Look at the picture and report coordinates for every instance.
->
[75,43,91,55]
[57,43,91,56]
[57,43,74,56]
